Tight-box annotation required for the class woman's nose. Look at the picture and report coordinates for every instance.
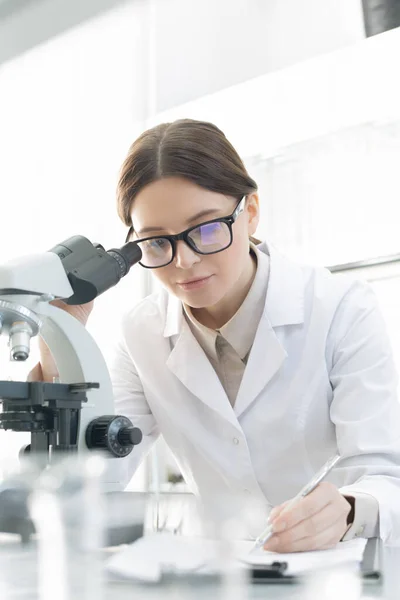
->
[174,240,201,269]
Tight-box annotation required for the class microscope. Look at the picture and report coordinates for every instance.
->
[0,235,144,541]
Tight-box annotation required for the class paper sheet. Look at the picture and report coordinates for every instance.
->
[106,533,210,582]
[105,533,367,582]
[237,538,367,576]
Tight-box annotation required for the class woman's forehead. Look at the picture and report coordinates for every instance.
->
[131,178,234,232]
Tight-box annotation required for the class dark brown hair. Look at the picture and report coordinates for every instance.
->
[116,119,258,241]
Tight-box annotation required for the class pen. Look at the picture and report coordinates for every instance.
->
[252,453,341,551]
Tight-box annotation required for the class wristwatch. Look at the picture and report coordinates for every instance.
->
[340,494,356,539]
[345,495,356,525]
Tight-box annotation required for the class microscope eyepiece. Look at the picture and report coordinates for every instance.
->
[107,243,142,278]
[49,237,142,305]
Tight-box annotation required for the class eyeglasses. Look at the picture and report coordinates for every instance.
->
[126,196,246,269]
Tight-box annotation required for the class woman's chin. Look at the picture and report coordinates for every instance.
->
[177,288,224,310]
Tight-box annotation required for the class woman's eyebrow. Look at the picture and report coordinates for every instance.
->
[137,208,223,236]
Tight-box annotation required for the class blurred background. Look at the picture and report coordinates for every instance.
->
[1,0,400,493]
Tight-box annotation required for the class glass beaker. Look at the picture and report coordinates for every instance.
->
[29,454,106,600]
[0,454,42,598]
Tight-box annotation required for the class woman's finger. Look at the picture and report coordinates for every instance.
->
[270,482,344,532]
[266,511,347,553]
[265,502,348,551]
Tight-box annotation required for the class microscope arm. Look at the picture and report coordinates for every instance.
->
[35,301,114,446]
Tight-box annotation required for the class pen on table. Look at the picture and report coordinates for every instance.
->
[251,453,342,552]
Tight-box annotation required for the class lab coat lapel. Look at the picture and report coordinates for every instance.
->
[234,313,287,418]
[234,243,305,418]
[165,295,241,430]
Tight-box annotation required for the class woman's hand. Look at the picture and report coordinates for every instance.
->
[46,299,94,327]
[264,482,352,553]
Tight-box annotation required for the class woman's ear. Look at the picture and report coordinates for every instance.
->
[246,193,260,236]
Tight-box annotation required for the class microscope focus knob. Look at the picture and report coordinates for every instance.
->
[118,427,143,447]
[85,415,142,458]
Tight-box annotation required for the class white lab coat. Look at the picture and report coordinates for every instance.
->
[109,242,400,543]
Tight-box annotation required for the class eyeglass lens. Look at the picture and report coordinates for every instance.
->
[137,221,232,267]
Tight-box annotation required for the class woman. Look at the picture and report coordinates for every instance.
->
[35,119,400,550]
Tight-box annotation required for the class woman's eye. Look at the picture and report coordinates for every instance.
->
[151,238,167,249]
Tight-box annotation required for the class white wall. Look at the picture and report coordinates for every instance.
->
[250,119,400,266]
[154,0,365,111]
[1,0,366,110]
[150,25,400,163]
[0,0,128,66]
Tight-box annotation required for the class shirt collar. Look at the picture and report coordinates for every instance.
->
[183,307,218,359]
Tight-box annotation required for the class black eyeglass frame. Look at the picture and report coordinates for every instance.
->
[126,195,247,269]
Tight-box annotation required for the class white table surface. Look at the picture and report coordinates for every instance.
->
[1,536,398,600]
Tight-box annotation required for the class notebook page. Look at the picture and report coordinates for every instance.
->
[238,538,367,575]
[106,534,367,581]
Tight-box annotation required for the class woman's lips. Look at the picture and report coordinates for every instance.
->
[177,275,213,291]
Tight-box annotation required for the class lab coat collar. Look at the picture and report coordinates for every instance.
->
[163,241,305,337]
[259,241,305,327]
[166,317,241,429]
[163,242,304,423]
[163,291,183,338]
[230,242,304,417]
